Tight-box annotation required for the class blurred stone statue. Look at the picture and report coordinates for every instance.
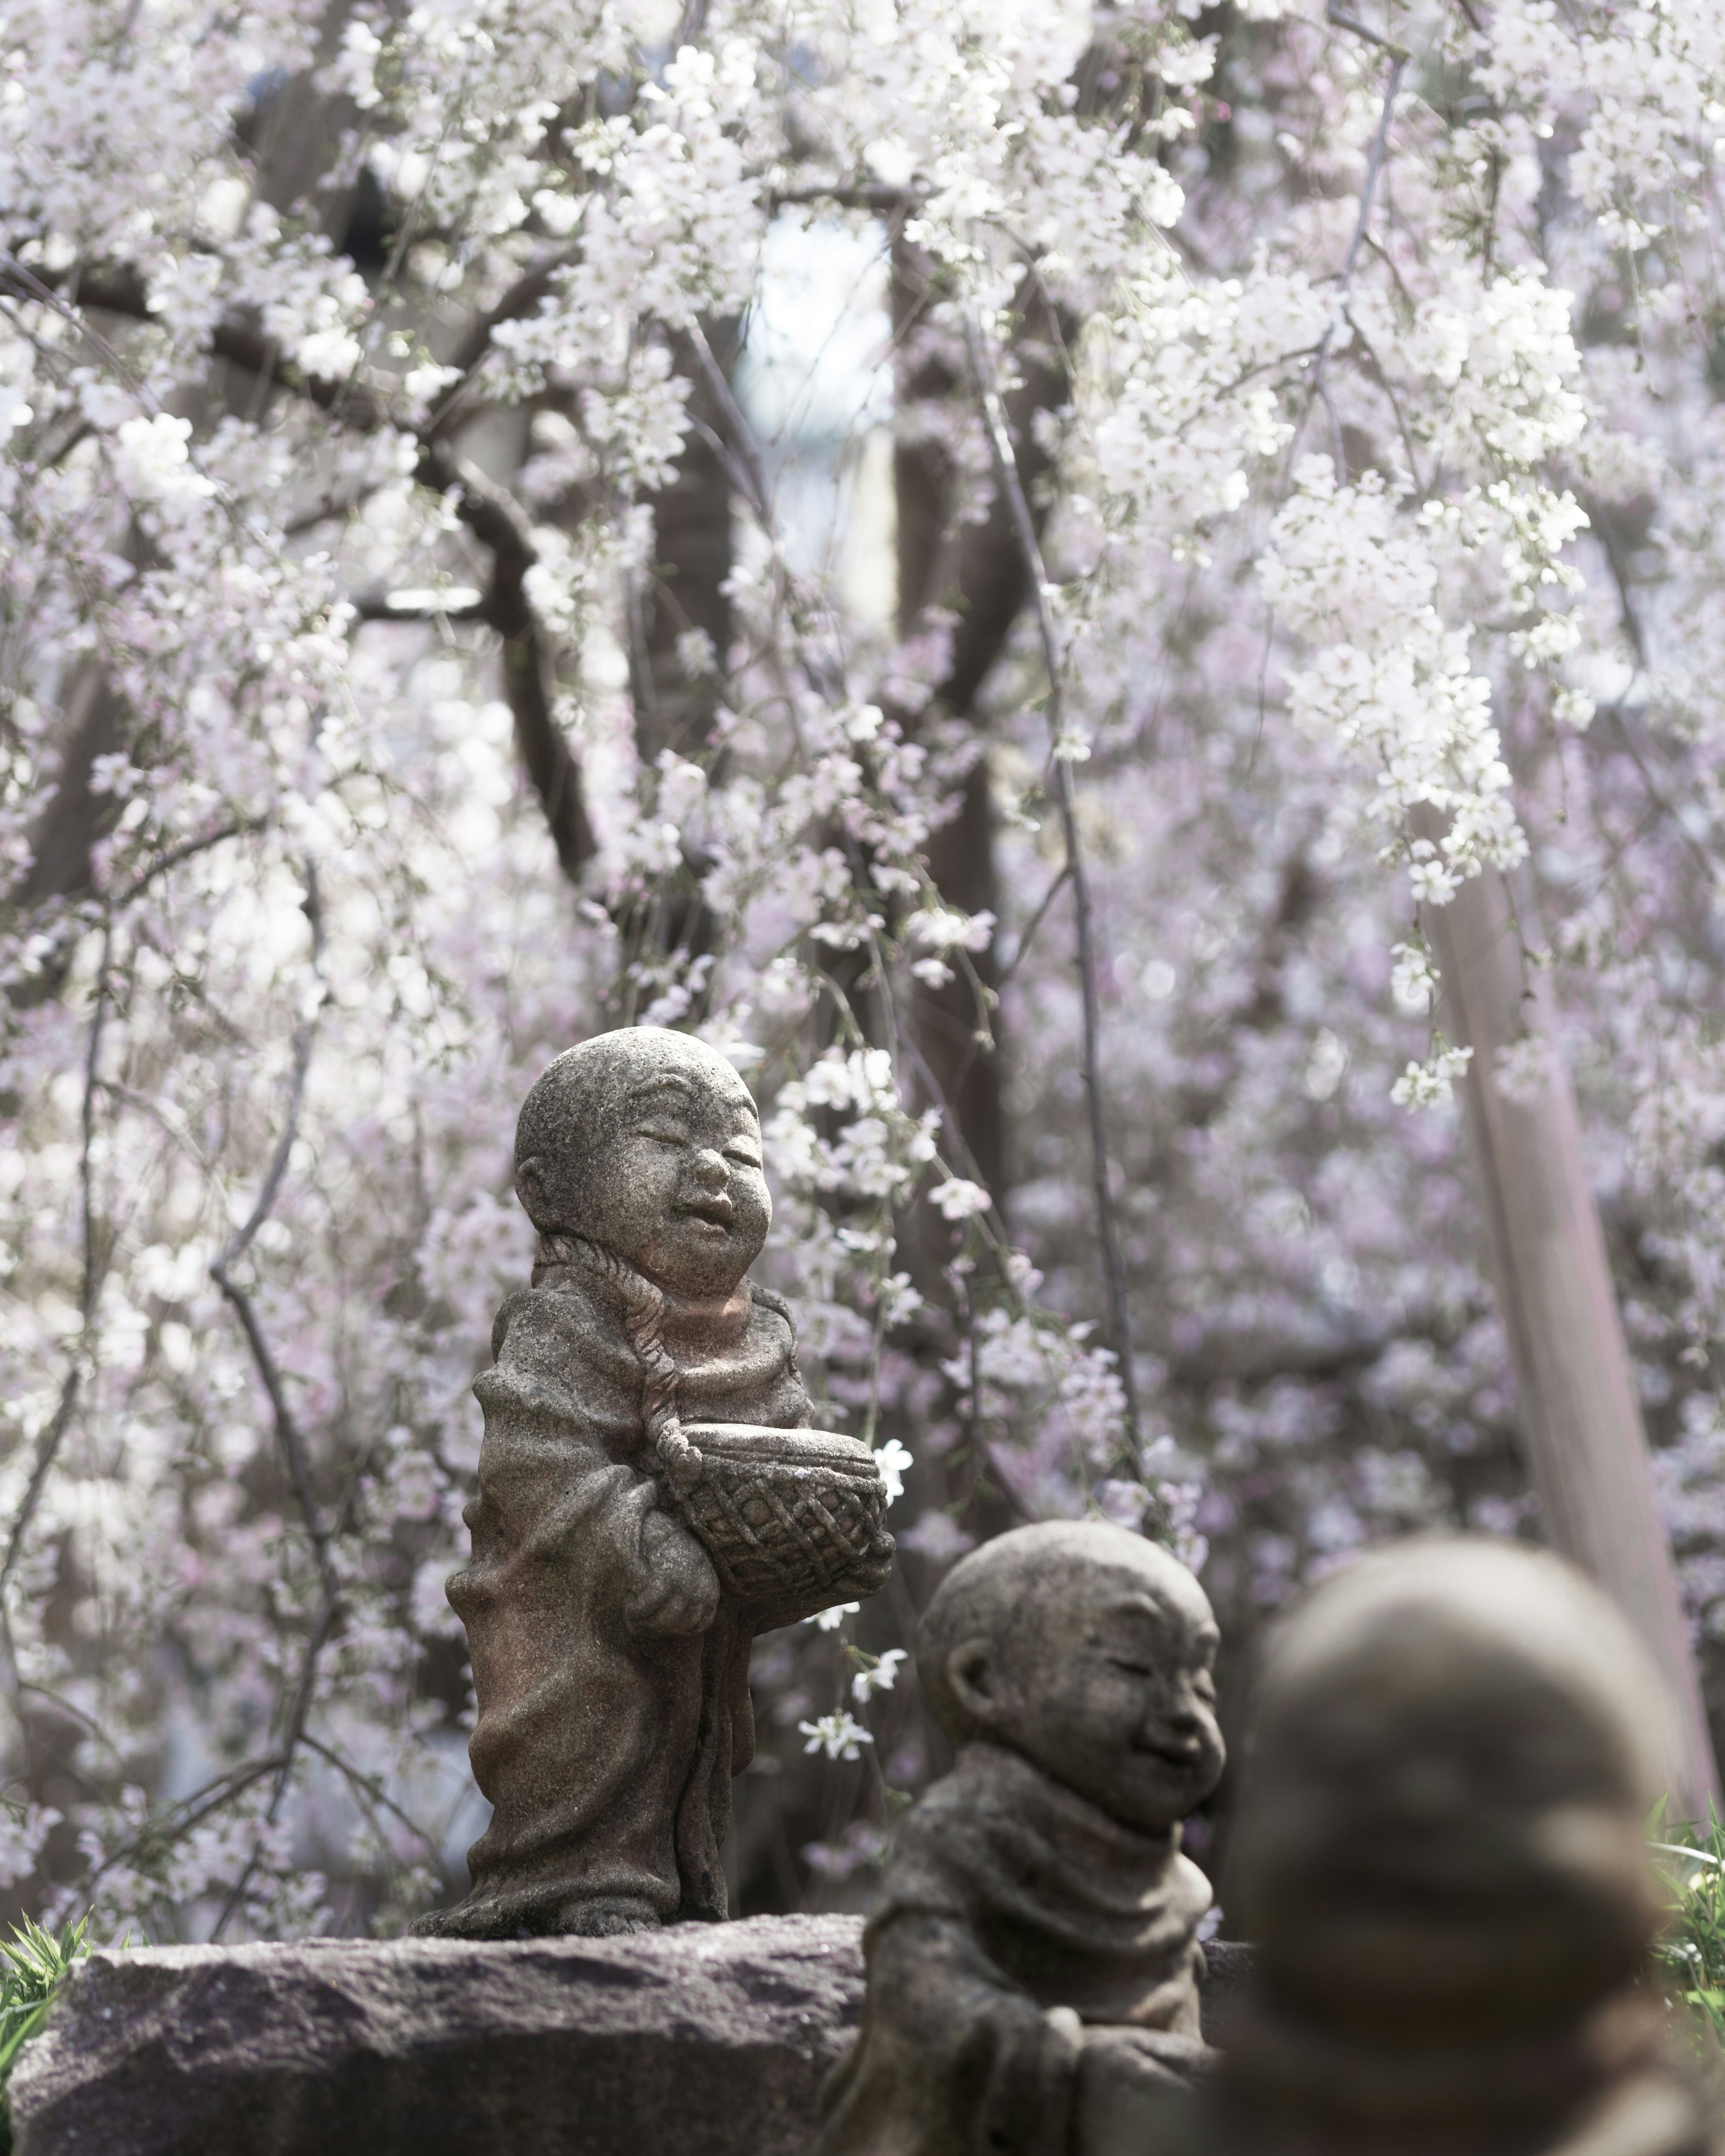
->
[420,1027,893,1940]
[816,1520,1226,2156]
[1137,1537,1719,2156]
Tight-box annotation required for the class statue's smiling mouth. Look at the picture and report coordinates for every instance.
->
[677,1195,735,1230]
[1133,1734,1203,1765]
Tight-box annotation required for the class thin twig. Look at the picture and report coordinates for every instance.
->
[1307,9,1410,433]
[112,821,251,911]
[283,483,386,537]
[207,861,340,1936]
[768,182,921,214]
[0,255,155,412]
[208,862,335,1593]
[995,864,1073,989]
[79,924,109,1330]
[686,320,776,523]
[1606,703,1719,889]
[94,1080,209,1170]
[79,1754,291,1895]
[208,1283,337,1605]
[980,1440,1040,1525]
[298,1732,447,1866]
[213,882,323,1290]
[0,919,111,1610]
[963,311,1147,1487]
[0,1373,81,1602]
[1325,0,1409,59]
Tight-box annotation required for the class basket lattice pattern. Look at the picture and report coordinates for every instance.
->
[675,1427,894,1606]
[534,1237,894,1609]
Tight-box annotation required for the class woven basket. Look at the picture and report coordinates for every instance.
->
[670,1422,895,1611]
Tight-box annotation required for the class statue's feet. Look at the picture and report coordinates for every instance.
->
[560,1895,661,1937]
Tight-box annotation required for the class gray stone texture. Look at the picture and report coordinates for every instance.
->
[9,1916,1249,2156]
[818,1523,1230,2156]
[433,1029,891,1941]
[12,1914,857,2156]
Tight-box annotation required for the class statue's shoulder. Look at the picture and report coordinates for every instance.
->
[746,1278,797,1338]
[876,1747,1057,1913]
[487,1272,615,1366]
[744,1277,802,1372]
[861,1774,1000,1951]
[878,1762,986,1875]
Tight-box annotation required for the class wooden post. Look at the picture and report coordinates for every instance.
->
[1424,855,1719,1819]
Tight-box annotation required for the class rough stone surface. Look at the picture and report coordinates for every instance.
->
[1196,1938,1251,2034]
[10,1916,1250,2156]
[12,1914,861,2156]
[819,1523,1230,2156]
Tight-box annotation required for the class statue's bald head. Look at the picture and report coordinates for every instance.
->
[515,1028,758,1235]
[513,1029,769,1296]
[918,1520,1215,1738]
[918,1521,1224,1829]
[1229,1537,1675,2038]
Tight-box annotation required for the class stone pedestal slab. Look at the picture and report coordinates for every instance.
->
[9,1915,1252,2156]
[11,1914,861,2156]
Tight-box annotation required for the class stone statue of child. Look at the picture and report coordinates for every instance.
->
[817,1520,1227,2156]
[423,1026,829,1941]
[1129,1537,1721,2156]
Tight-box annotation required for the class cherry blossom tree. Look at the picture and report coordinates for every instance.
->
[3,0,1725,1933]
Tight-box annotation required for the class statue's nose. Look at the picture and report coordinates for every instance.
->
[691,1147,727,1186]
[1159,1700,1206,1745]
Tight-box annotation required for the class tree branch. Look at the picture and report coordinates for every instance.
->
[963,311,1149,1494]
[5,245,603,888]
[203,862,348,1936]
[0,918,112,1621]
[209,863,336,1604]
[416,439,598,880]
[1307,8,1409,441]
[422,244,584,441]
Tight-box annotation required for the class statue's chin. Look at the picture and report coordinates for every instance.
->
[634,1232,765,1303]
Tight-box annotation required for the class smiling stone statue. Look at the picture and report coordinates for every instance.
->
[816,1520,1226,2156]
[421,1027,892,1941]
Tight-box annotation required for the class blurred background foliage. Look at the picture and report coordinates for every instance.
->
[3,0,1725,1940]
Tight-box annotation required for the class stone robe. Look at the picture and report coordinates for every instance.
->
[440,1258,810,1936]
[817,1741,1213,2156]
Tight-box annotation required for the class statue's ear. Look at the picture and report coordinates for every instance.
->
[515,1154,550,1226]
[945,1636,1000,1732]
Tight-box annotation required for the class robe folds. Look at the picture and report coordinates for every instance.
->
[817,1741,1213,2156]
[439,1257,810,1936]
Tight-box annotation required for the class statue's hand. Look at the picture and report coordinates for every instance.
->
[1079,2025,1212,2085]
[621,1484,721,1637]
[1069,2023,1213,2156]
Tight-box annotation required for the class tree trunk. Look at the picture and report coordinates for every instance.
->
[244,2,364,238]
[1426,856,1720,1818]
[634,323,739,772]
[889,245,1066,1199]
[11,666,122,909]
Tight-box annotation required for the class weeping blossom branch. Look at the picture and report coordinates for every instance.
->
[964,309,1149,1496]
